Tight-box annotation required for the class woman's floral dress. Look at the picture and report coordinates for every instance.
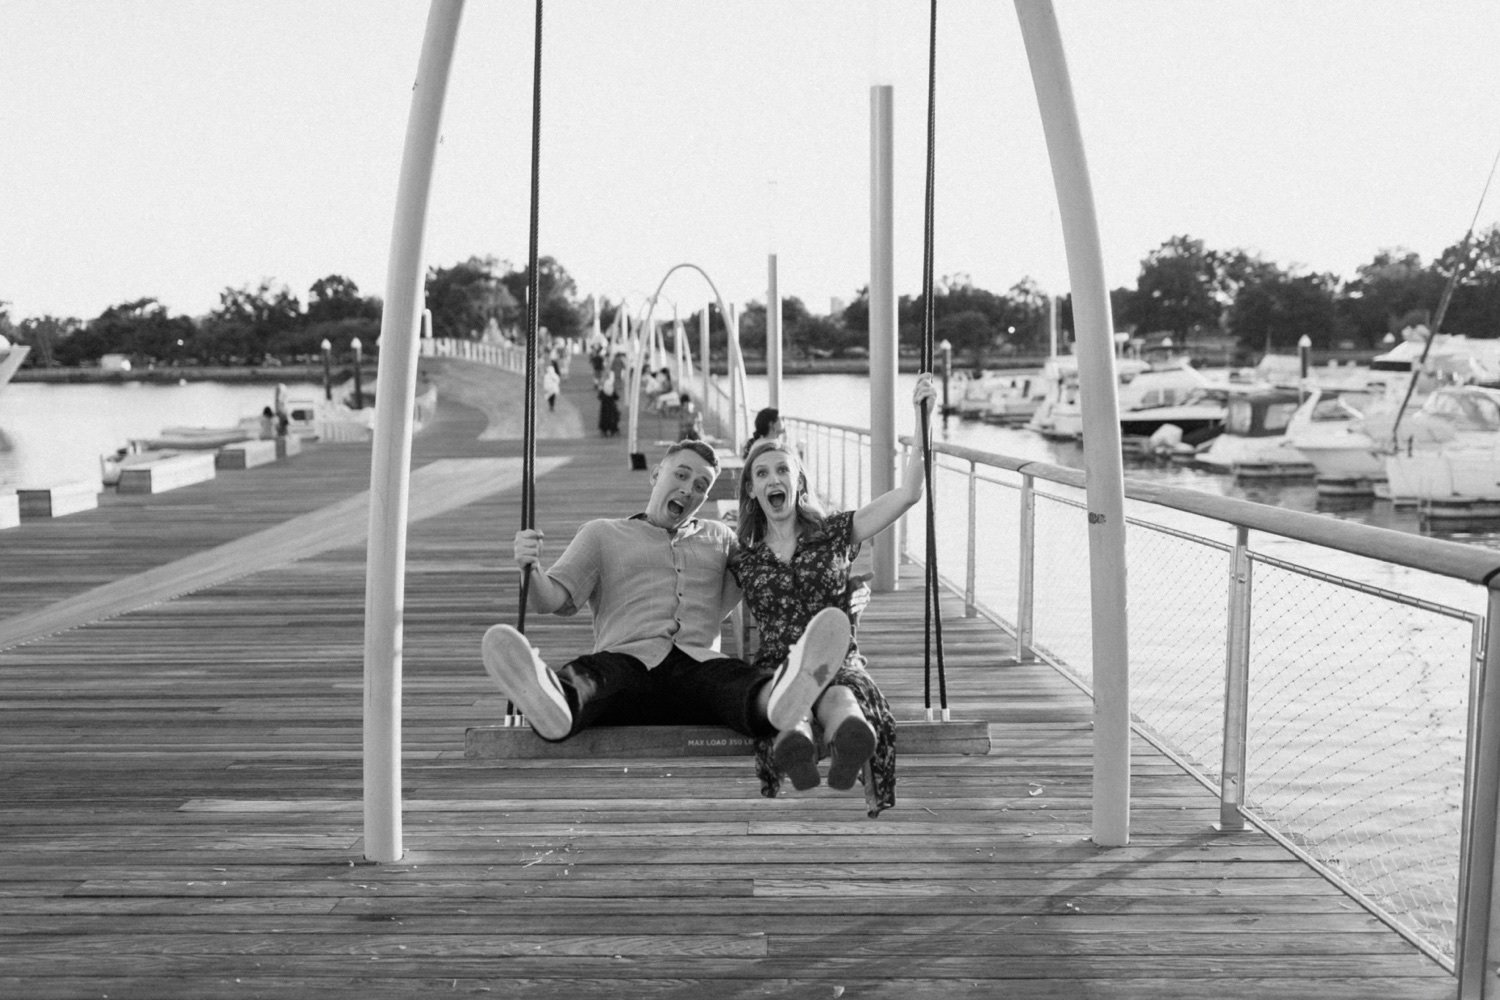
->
[732,510,897,817]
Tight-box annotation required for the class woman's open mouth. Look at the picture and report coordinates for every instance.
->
[766,487,788,512]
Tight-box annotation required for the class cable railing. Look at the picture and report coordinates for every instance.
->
[782,412,1500,982]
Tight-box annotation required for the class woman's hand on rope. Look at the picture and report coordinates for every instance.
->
[912,372,937,426]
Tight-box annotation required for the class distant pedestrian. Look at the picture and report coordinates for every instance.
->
[677,393,703,442]
[543,362,561,412]
[598,372,620,437]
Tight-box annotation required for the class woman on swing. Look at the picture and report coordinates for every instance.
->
[734,373,937,818]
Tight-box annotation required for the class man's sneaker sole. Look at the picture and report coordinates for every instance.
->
[826,714,876,790]
[772,726,821,791]
[767,607,850,731]
[481,624,572,740]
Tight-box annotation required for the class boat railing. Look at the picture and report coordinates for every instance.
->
[783,412,1500,988]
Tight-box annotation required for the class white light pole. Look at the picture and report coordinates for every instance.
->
[320,338,333,402]
[351,337,363,410]
[938,338,953,417]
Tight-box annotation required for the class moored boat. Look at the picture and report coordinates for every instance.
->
[1192,385,1314,477]
[1384,385,1500,510]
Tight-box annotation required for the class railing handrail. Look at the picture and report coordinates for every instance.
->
[899,436,1500,588]
[777,413,1500,587]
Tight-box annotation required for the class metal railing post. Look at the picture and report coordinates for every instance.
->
[858,433,866,508]
[1217,525,1252,833]
[1456,587,1500,996]
[898,441,912,563]
[841,432,849,511]
[1017,472,1036,661]
[964,459,977,617]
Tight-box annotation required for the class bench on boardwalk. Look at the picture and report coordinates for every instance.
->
[17,480,100,518]
[117,452,217,495]
[215,439,279,470]
[275,435,302,459]
[0,491,17,529]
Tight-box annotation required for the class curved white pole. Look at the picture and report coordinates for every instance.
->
[626,263,738,462]
[362,0,465,863]
[1015,0,1131,847]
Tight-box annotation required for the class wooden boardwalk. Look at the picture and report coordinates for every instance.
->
[0,361,1455,998]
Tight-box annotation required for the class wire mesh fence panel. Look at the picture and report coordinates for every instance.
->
[1240,555,1476,957]
[1124,524,1233,779]
[971,473,1024,623]
[1028,488,1096,676]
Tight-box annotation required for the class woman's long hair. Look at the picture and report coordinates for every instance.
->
[737,439,826,547]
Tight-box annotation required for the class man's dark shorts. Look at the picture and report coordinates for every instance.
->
[550,646,775,740]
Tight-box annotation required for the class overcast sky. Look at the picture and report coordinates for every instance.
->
[4,0,1499,323]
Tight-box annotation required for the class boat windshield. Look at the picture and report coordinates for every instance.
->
[1425,390,1500,431]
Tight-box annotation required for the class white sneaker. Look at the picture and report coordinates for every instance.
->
[766,607,851,731]
[481,624,572,740]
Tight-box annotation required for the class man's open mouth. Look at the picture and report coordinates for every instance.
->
[666,498,686,519]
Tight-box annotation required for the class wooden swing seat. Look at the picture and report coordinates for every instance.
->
[464,718,990,759]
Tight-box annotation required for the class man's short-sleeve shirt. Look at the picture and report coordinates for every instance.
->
[544,515,739,667]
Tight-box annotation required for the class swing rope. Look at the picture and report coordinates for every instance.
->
[509,0,545,726]
[918,0,949,721]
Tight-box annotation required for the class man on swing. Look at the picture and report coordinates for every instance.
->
[482,439,851,743]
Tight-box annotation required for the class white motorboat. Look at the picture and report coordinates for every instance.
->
[949,370,1044,423]
[1282,385,1394,494]
[1028,355,1217,443]
[1119,383,1228,453]
[1286,328,1500,495]
[979,372,1049,425]
[1383,385,1500,512]
[1193,385,1314,477]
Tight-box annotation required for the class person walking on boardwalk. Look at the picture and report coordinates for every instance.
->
[676,393,703,442]
[731,373,938,817]
[596,371,620,436]
[482,439,852,760]
[543,361,560,412]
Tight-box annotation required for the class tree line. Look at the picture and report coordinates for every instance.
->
[6,228,1500,369]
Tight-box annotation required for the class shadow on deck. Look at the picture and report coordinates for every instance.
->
[0,362,1453,998]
